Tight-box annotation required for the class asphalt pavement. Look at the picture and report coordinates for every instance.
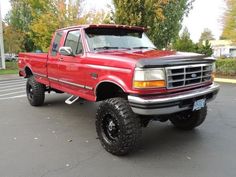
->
[0,77,236,177]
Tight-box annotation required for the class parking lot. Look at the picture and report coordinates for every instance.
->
[0,78,236,177]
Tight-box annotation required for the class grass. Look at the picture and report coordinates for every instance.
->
[0,61,18,75]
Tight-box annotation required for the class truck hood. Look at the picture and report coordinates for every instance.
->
[91,49,215,68]
[136,51,215,68]
[92,49,175,60]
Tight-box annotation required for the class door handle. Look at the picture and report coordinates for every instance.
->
[59,57,63,61]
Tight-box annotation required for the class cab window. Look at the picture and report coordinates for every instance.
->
[64,30,83,55]
[51,31,63,56]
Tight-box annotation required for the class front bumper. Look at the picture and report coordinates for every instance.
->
[128,83,220,115]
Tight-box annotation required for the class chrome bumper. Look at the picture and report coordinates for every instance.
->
[128,83,220,115]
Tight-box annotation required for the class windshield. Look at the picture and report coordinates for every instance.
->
[85,28,156,51]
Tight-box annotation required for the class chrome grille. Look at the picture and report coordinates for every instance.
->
[166,64,213,89]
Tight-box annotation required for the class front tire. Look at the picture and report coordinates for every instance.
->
[169,107,207,130]
[26,76,45,106]
[96,98,141,156]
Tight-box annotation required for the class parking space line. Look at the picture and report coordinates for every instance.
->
[0,87,25,92]
[0,94,26,100]
[0,82,25,88]
[0,81,26,86]
[0,78,27,100]
[0,91,26,97]
[0,83,26,89]
[0,79,25,84]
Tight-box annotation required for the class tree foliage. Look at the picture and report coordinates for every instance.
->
[173,27,213,56]
[3,23,25,53]
[5,0,107,52]
[112,0,194,49]
[199,28,215,44]
[29,0,84,51]
[221,0,236,41]
[173,27,195,52]
[197,40,213,56]
[6,0,35,51]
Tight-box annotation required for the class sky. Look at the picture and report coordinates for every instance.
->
[182,0,226,42]
[1,0,226,42]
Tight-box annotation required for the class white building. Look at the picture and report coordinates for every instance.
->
[209,40,236,58]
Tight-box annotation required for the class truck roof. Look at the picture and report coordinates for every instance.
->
[57,24,147,32]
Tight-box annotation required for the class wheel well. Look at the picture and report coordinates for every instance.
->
[96,82,127,101]
[25,67,33,78]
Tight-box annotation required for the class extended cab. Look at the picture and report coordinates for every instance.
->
[18,24,219,155]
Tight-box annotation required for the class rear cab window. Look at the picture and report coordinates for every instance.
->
[51,31,63,56]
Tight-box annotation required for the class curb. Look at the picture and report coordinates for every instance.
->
[215,78,236,84]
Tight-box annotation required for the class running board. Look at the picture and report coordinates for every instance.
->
[65,95,79,105]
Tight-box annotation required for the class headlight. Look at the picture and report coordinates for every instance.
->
[133,68,166,88]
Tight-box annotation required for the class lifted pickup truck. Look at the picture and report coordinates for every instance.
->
[18,24,219,155]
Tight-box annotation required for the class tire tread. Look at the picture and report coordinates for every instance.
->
[96,98,141,156]
[26,76,45,106]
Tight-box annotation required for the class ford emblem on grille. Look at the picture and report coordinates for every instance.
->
[191,73,197,78]
[166,64,213,89]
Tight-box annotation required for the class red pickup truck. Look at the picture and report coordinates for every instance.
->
[18,24,219,155]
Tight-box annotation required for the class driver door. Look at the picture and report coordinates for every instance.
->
[57,29,86,95]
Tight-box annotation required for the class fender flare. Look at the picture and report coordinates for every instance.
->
[94,75,129,96]
[24,65,33,77]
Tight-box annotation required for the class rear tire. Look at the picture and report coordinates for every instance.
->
[26,76,45,106]
[96,98,141,156]
[169,107,207,130]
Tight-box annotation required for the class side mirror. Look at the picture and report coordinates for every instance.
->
[59,47,74,56]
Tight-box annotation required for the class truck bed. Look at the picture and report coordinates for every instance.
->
[18,53,48,79]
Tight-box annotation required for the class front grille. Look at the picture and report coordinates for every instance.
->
[166,64,213,89]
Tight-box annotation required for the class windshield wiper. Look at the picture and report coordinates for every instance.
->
[132,46,156,49]
[94,46,119,50]
[94,46,132,51]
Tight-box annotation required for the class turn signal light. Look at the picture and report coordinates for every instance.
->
[133,80,166,88]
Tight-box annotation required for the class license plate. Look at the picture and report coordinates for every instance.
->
[193,99,206,111]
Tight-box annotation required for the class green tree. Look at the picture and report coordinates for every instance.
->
[197,40,213,56]
[29,0,107,51]
[3,24,25,53]
[199,28,215,44]
[6,0,107,52]
[221,0,236,41]
[29,0,81,51]
[173,27,195,52]
[6,0,35,51]
[173,28,213,56]
[112,0,194,48]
